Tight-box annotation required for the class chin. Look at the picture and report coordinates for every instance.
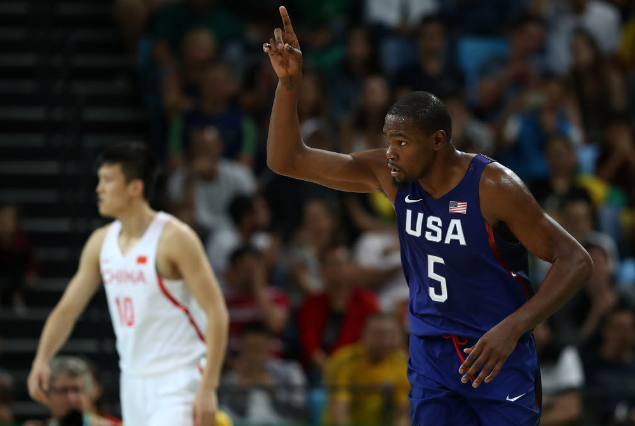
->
[392,177,411,190]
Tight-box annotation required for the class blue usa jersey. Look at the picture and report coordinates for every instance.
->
[395,154,534,339]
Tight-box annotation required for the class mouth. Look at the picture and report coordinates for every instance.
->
[388,162,402,177]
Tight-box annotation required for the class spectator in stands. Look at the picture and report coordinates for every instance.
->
[224,246,289,357]
[24,356,116,426]
[550,244,620,349]
[285,198,346,305]
[339,74,390,154]
[529,134,582,213]
[394,15,464,100]
[220,323,306,425]
[86,363,121,426]
[113,0,168,63]
[496,76,583,182]
[567,29,627,144]
[532,0,621,74]
[327,27,383,121]
[298,246,379,374]
[206,194,279,280]
[438,0,528,38]
[0,204,38,313]
[162,28,218,119]
[167,126,256,236]
[168,61,257,169]
[324,313,409,426]
[583,305,635,424]
[477,15,546,121]
[352,228,408,315]
[151,0,242,71]
[558,189,620,272]
[534,320,584,425]
[596,113,635,191]
[442,91,494,155]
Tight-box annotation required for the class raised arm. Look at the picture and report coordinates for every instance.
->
[263,7,392,197]
[27,227,106,403]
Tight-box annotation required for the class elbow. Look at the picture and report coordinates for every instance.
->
[266,154,286,175]
[570,247,593,287]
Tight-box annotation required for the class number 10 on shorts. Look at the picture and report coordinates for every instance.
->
[115,296,135,327]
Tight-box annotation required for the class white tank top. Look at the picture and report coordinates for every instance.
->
[99,212,207,376]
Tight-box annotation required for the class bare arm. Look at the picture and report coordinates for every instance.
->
[459,164,593,387]
[162,221,228,426]
[163,222,228,391]
[481,164,593,336]
[263,7,393,198]
[28,227,107,402]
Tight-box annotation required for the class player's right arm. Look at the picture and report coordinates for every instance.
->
[27,227,107,403]
[263,7,394,199]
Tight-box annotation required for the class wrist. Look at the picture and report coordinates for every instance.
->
[33,357,49,367]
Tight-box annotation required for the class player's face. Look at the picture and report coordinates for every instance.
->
[96,164,140,217]
[47,374,87,418]
[384,115,436,189]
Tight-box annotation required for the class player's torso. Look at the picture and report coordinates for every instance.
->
[395,154,533,339]
[99,212,206,376]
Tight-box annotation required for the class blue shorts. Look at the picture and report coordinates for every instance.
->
[408,333,541,426]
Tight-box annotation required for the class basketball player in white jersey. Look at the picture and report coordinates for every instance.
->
[27,142,229,426]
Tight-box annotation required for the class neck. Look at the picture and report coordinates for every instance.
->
[117,203,156,239]
[328,286,352,310]
[417,147,464,198]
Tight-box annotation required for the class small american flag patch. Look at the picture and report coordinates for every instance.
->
[449,201,467,214]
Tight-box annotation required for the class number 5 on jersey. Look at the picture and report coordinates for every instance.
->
[428,255,447,302]
[115,296,135,327]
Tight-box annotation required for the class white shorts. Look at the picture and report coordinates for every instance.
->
[120,364,202,426]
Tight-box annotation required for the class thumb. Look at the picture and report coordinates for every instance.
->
[464,347,474,354]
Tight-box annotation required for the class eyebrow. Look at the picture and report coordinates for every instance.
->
[383,130,409,138]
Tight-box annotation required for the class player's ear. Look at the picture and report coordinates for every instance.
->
[129,179,144,198]
[433,130,447,150]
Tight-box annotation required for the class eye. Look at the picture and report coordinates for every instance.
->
[399,141,407,146]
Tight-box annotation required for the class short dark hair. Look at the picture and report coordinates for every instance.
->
[560,187,593,210]
[96,142,158,200]
[387,91,453,141]
[228,195,256,226]
[229,245,261,266]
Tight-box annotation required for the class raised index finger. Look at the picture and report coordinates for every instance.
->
[279,6,296,37]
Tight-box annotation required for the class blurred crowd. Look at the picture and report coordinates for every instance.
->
[3,0,635,424]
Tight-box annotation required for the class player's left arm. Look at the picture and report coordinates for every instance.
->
[163,221,229,426]
[459,163,593,388]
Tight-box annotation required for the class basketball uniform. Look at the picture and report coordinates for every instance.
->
[395,154,541,426]
[99,212,208,426]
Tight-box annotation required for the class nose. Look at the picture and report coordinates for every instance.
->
[386,143,397,160]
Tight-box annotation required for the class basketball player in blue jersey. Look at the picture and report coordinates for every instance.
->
[263,7,593,426]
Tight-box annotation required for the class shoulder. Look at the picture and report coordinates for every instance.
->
[480,161,527,195]
[329,342,366,366]
[161,216,202,251]
[85,224,112,252]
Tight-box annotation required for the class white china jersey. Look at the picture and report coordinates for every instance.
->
[99,212,207,376]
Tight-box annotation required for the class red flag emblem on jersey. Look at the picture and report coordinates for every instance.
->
[449,201,467,214]
[136,255,147,264]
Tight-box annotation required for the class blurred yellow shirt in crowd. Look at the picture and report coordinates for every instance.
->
[324,342,409,426]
